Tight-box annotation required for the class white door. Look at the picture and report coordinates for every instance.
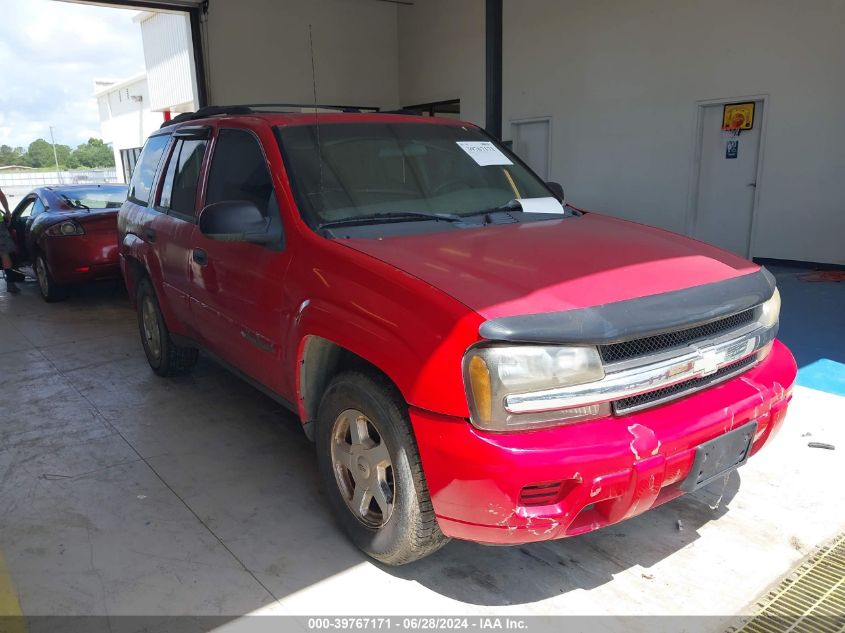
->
[693,101,763,256]
[512,119,550,180]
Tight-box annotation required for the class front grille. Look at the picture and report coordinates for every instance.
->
[613,354,758,415]
[599,309,756,364]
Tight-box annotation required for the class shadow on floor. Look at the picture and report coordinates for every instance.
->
[385,472,740,606]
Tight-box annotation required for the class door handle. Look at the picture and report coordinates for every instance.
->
[145,227,156,242]
[193,248,208,266]
[747,182,757,187]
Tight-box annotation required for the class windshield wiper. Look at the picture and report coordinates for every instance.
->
[59,194,89,211]
[470,199,523,218]
[319,210,468,230]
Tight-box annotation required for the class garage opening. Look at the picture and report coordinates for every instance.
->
[0,0,200,198]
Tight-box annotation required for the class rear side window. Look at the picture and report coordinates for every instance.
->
[32,198,46,217]
[205,129,274,217]
[128,134,170,205]
[159,139,208,218]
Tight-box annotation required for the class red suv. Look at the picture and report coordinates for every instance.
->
[118,106,796,564]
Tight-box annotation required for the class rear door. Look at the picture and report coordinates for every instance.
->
[152,127,211,328]
[187,125,292,396]
[124,131,172,298]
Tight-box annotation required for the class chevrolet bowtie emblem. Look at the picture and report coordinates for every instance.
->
[693,348,722,376]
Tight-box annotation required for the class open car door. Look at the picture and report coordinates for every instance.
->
[10,194,37,264]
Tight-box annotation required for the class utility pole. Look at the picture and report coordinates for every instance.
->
[49,126,62,184]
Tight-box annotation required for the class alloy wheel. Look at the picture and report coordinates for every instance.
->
[330,408,395,528]
[35,257,49,297]
[141,296,162,362]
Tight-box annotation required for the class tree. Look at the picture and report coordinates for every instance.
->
[10,137,114,170]
[55,144,72,167]
[0,145,26,167]
[71,138,115,168]
[26,139,55,168]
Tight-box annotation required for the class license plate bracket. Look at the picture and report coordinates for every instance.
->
[679,421,757,492]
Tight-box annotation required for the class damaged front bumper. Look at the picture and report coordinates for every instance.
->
[411,339,797,544]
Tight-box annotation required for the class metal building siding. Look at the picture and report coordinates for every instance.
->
[140,12,198,112]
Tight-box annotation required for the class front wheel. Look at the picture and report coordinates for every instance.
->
[316,370,449,565]
[35,254,68,302]
[136,278,198,377]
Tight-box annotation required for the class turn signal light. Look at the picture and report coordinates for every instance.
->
[467,355,492,425]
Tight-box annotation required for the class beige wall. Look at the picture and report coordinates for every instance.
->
[396,0,485,125]
[392,0,845,264]
[202,0,400,110]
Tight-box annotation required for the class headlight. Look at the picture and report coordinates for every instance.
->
[463,345,608,432]
[46,220,85,237]
[756,287,781,361]
[758,287,781,329]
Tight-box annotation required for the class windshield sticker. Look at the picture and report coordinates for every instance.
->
[518,197,565,215]
[456,141,513,166]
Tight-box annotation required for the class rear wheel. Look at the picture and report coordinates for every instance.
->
[136,278,198,376]
[35,254,68,303]
[316,370,449,565]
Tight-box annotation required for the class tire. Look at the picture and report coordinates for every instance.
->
[136,277,198,377]
[316,369,449,565]
[35,254,68,303]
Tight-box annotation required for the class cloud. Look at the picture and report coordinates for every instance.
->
[0,0,146,149]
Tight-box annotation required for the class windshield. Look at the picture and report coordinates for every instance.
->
[52,185,128,209]
[276,122,558,227]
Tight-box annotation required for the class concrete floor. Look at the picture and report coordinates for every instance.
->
[0,269,843,630]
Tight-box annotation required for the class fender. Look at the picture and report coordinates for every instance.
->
[279,230,487,423]
[290,292,482,423]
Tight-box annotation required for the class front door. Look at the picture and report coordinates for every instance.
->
[187,126,292,397]
[693,101,763,256]
[10,195,37,260]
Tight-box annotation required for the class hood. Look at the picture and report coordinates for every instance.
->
[340,213,758,320]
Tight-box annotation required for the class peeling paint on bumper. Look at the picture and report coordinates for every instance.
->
[411,339,796,545]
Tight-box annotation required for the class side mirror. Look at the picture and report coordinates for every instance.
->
[199,200,276,244]
[546,181,565,202]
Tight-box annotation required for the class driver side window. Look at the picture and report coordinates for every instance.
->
[16,198,36,218]
[205,129,275,217]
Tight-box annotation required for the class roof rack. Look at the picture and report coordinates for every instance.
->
[160,103,381,128]
[380,108,424,116]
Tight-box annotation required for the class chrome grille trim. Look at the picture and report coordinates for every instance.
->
[612,354,759,415]
[504,324,775,415]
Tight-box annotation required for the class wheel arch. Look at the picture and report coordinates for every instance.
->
[121,252,148,308]
[297,335,400,441]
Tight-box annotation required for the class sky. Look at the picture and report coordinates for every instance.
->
[0,0,146,150]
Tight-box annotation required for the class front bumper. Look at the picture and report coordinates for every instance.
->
[44,234,120,285]
[411,339,796,544]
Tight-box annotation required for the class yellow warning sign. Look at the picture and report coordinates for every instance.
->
[722,102,755,130]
